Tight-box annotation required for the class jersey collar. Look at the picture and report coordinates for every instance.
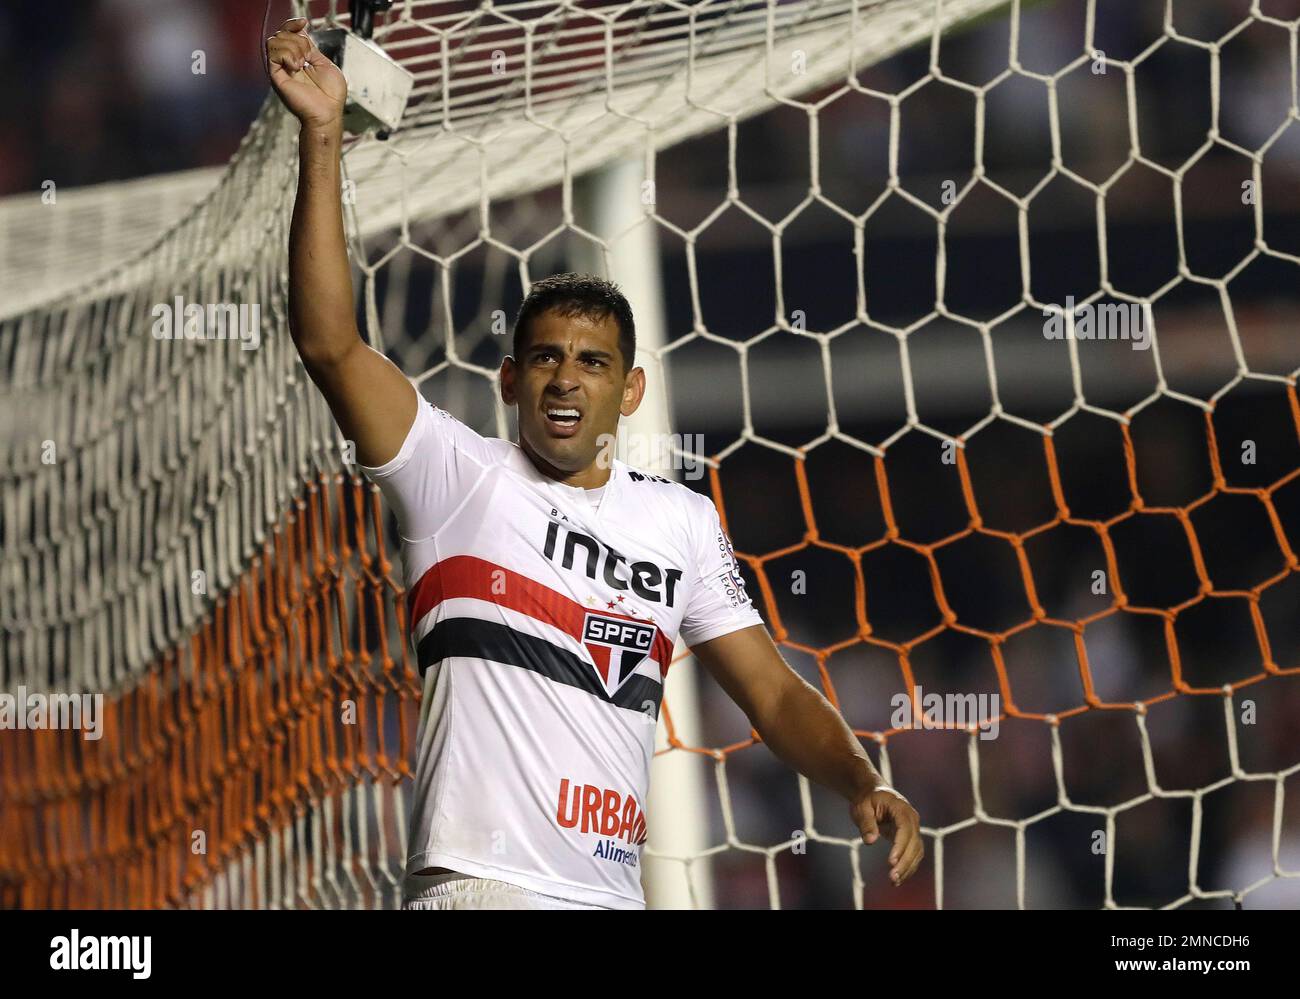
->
[504,441,619,518]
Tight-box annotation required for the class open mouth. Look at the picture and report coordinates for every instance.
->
[544,406,583,436]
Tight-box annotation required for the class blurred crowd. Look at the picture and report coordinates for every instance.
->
[5,2,1299,197]
[0,0,271,195]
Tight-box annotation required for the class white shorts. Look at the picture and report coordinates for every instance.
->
[401,870,610,910]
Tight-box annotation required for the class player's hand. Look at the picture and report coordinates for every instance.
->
[267,17,346,132]
[851,784,924,886]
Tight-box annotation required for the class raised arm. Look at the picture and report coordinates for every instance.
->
[268,17,416,467]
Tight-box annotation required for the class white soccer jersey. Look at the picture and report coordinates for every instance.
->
[360,395,764,909]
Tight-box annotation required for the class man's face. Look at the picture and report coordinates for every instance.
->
[501,309,645,484]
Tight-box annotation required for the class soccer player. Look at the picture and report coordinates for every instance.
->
[268,17,923,910]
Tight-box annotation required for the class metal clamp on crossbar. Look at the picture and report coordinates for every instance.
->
[311,0,413,136]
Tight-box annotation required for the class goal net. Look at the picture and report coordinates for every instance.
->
[2,0,1298,909]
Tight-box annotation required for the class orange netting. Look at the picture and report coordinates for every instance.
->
[686,392,1300,744]
[0,472,418,909]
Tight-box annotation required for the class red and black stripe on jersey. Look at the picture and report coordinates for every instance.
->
[405,555,675,715]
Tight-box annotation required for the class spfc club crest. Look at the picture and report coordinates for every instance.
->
[581,613,657,696]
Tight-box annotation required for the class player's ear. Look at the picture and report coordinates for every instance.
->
[500,355,518,405]
[620,365,645,418]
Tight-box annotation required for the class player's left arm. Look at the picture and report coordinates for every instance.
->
[691,624,925,887]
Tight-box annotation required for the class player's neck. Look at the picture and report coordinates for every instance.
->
[518,438,612,490]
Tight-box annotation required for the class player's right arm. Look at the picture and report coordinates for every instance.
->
[268,16,417,468]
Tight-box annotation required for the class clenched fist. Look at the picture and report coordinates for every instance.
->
[267,17,346,132]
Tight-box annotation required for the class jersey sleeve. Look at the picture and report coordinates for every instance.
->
[678,495,765,648]
[356,393,492,543]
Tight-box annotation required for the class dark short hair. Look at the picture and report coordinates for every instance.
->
[512,272,637,371]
